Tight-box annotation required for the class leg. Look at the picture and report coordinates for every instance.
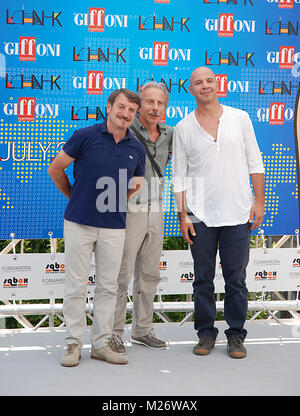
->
[113,210,148,337]
[219,222,251,341]
[91,227,125,350]
[63,219,96,347]
[131,209,164,338]
[190,221,219,340]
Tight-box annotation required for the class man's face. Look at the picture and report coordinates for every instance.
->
[107,93,139,130]
[189,68,218,105]
[138,87,167,126]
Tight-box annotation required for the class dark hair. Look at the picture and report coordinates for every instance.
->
[107,88,141,109]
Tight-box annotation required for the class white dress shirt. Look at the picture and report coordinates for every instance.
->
[172,105,265,227]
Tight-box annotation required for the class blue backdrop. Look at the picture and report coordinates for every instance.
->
[0,0,299,239]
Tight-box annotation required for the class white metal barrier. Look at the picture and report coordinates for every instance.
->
[1,246,300,327]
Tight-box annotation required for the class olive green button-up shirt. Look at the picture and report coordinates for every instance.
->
[130,117,173,205]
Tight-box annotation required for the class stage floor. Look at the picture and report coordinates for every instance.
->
[1,320,300,396]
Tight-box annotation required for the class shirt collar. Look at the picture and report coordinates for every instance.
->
[134,116,167,134]
[98,119,136,141]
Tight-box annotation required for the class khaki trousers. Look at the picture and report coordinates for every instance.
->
[63,219,125,349]
[113,205,164,338]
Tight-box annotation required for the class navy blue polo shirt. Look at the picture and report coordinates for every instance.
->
[63,121,146,229]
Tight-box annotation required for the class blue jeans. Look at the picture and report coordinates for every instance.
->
[190,220,251,341]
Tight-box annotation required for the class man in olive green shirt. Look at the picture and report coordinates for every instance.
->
[111,81,173,352]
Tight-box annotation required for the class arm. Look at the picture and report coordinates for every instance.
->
[174,190,196,245]
[249,173,265,230]
[172,126,196,244]
[127,176,144,200]
[47,149,75,199]
[243,112,265,231]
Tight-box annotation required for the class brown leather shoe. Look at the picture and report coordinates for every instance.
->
[193,337,215,356]
[227,337,247,359]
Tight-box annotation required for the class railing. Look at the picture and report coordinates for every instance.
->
[1,232,300,329]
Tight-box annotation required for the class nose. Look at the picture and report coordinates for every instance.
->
[122,107,131,119]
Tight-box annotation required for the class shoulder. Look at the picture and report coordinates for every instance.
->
[160,123,173,143]
[129,134,146,156]
[163,123,173,136]
[174,110,195,132]
[223,105,249,121]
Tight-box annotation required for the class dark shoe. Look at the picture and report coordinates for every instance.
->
[193,336,215,356]
[227,336,247,359]
[131,334,166,349]
[108,333,127,354]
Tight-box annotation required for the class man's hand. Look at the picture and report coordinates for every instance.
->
[179,213,196,244]
[249,200,265,230]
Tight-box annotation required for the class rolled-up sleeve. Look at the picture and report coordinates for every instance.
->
[172,125,189,193]
[243,112,265,175]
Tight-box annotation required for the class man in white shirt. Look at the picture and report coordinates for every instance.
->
[172,67,265,359]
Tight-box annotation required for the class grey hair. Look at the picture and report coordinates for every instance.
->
[138,81,170,106]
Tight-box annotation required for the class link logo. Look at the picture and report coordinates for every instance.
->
[74,8,128,31]
[136,76,188,93]
[73,46,126,63]
[138,15,190,32]
[205,50,255,66]
[265,20,299,35]
[71,105,106,121]
[6,74,61,90]
[6,9,62,26]
[258,80,299,95]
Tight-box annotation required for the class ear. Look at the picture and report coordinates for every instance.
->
[188,85,194,96]
[106,102,112,114]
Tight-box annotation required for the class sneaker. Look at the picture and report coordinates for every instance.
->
[108,333,127,354]
[193,336,215,356]
[227,336,247,359]
[61,343,81,367]
[131,333,166,349]
[91,344,128,365]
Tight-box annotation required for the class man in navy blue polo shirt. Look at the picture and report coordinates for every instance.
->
[48,89,145,366]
